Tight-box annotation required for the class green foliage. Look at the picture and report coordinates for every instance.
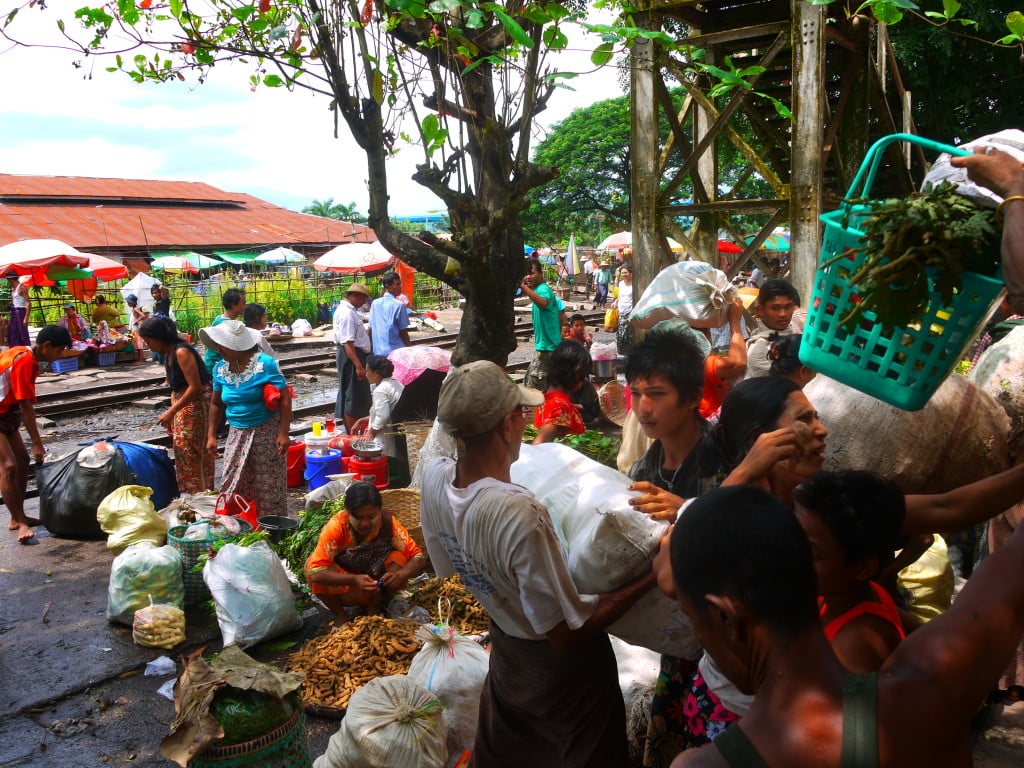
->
[302,198,366,223]
[521,425,621,468]
[277,499,344,588]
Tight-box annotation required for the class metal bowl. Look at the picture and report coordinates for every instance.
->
[593,357,623,379]
[350,439,384,461]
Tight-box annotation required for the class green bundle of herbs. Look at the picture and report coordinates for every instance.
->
[827,182,1000,329]
[277,499,342,587]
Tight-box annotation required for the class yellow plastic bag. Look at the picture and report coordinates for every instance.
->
[898,534,954,622]
[604,306,619,331]
[97,484,168,553]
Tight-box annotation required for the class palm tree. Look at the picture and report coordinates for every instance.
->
[303,198,366,223]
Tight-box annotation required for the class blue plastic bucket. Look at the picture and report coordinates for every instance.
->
[304,448,342,490]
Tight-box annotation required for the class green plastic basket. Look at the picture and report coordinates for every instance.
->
[188,707,311,768]
[800,133,1004,411]
[168,519,253,607]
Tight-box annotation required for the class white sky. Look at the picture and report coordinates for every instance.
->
[0,5,623,217]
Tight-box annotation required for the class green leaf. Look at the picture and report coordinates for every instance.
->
[463,8,485,28]
[169,0,183,18]
[543,25,568,50]
[421,113,448,155]
[489,7,535,48]
[996,33,1023,45]
[269,23,289,40]
[231,5,256,22]
[1007,11,1024,38]
[941,0,961,18]
[591,41,613,66]
[525,6,552,24]
[427,0,463,12]
[545,2,570,21]
[264,73,285,87]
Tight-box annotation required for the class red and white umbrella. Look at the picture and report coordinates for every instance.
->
[0,238,91,281]
[596,231,685,253]
[313,241,396,275]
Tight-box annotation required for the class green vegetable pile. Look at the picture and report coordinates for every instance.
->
[277,499,344,588]
[827,182,1000,329]
[522,425,621,468]
[208,688,298,745]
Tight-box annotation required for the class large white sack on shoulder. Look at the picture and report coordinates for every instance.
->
[203,541,301,648]
[629,261,737,330]
[923,129,1024,207]
[807,374,1010,493]
[314,675,446,768]
[511,443,659,591]
[407,624,489,764]
[969,324,1024,454]
[511,444,700,658]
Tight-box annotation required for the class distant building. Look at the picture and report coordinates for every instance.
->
[0,174,374,269]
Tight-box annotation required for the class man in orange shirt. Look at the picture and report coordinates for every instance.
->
[1,325,73,543]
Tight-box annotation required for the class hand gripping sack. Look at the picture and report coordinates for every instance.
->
[202,541,301,648]
[314,675,447,768]
[629,261,737,329]
[39,443,135,539]
[107,543,184,625]
[97,485,168,554]
[407,624,489,761]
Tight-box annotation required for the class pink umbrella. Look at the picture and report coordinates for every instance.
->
[313,241,396,275]
[388,345,452,386]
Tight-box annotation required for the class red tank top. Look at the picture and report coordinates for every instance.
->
[820,581,906,642]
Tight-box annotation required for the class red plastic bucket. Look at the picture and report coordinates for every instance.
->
[348,456,389,489]
[287,441,306,487]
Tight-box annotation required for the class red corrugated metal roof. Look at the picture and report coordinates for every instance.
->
[0,174,374,255]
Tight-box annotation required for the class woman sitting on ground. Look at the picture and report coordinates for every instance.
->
[201,319,291,517]
[305,481,425,619]
[533,339,589,445]
[138,316,214,493]
[352,354,404,457]
[58,303,91,343]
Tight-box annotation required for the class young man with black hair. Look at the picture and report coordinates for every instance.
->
[521,259,565,390]
[743,278,802,380]
[664,482,1024,768]
[368,271,411,356]
[203,287,246,374]
[1,325,73,543]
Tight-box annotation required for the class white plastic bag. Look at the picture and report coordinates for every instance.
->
[924,128,1024,207]
[510,443,700,659]
[407,624,489,761]
[291,318,313,337]
[107,543,184,625]
[314,675,447,768]
[97,485,168,554]
[203,541,301,648]
[591,341,618,361]
[629,261,737,329]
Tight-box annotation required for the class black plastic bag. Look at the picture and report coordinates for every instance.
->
[38,446,134,539]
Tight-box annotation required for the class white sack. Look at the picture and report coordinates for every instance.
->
[314,675,447,768]
[969,324,1024,456]
[807,374,1011,493]
[629,261,737,330]
[407,624,489,764]
[924,129,1024,207]
[107,543,184,625]
[511,443,700,658]
[203,541,301,648]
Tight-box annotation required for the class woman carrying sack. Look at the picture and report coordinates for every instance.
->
[201,320,291,517]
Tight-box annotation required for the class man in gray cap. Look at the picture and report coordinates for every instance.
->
[333,282,372,433]
[419,360,655,767]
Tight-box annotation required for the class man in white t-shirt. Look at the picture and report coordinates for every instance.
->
[420,360,655,767]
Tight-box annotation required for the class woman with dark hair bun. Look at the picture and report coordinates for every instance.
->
[138,316,214,492]
[352,354,404,455]
[767,333,816,388]
[304,480,425,619]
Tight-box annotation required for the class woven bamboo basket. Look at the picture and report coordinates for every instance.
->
[381,488,424,556]
[398,420,433,476]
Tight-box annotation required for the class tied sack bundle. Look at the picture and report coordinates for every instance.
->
[629,261,737,330]
[807,374,1011,493]
[511,443,701,659]
[38,443,134,539]
[407,623,489,761]
[314,675,447,768]
[969,324,1024,456]
[203,541,301,648]
[107,543,184,625]
[97,485,168,554]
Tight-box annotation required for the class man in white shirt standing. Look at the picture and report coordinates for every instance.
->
[368,271,411,356]
[420,360,656,767]
[332,283,372,433]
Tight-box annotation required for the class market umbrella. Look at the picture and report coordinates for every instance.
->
[717,240,743,254]
[150,252,223,272]
[596,231,685,252]
[565,233,582,277]
[255,247,306,264]
[312,241,396,275]
[0,238,91,280]
[745,233,790,252]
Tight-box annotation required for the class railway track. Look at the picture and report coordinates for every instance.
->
[36,310,605,421]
